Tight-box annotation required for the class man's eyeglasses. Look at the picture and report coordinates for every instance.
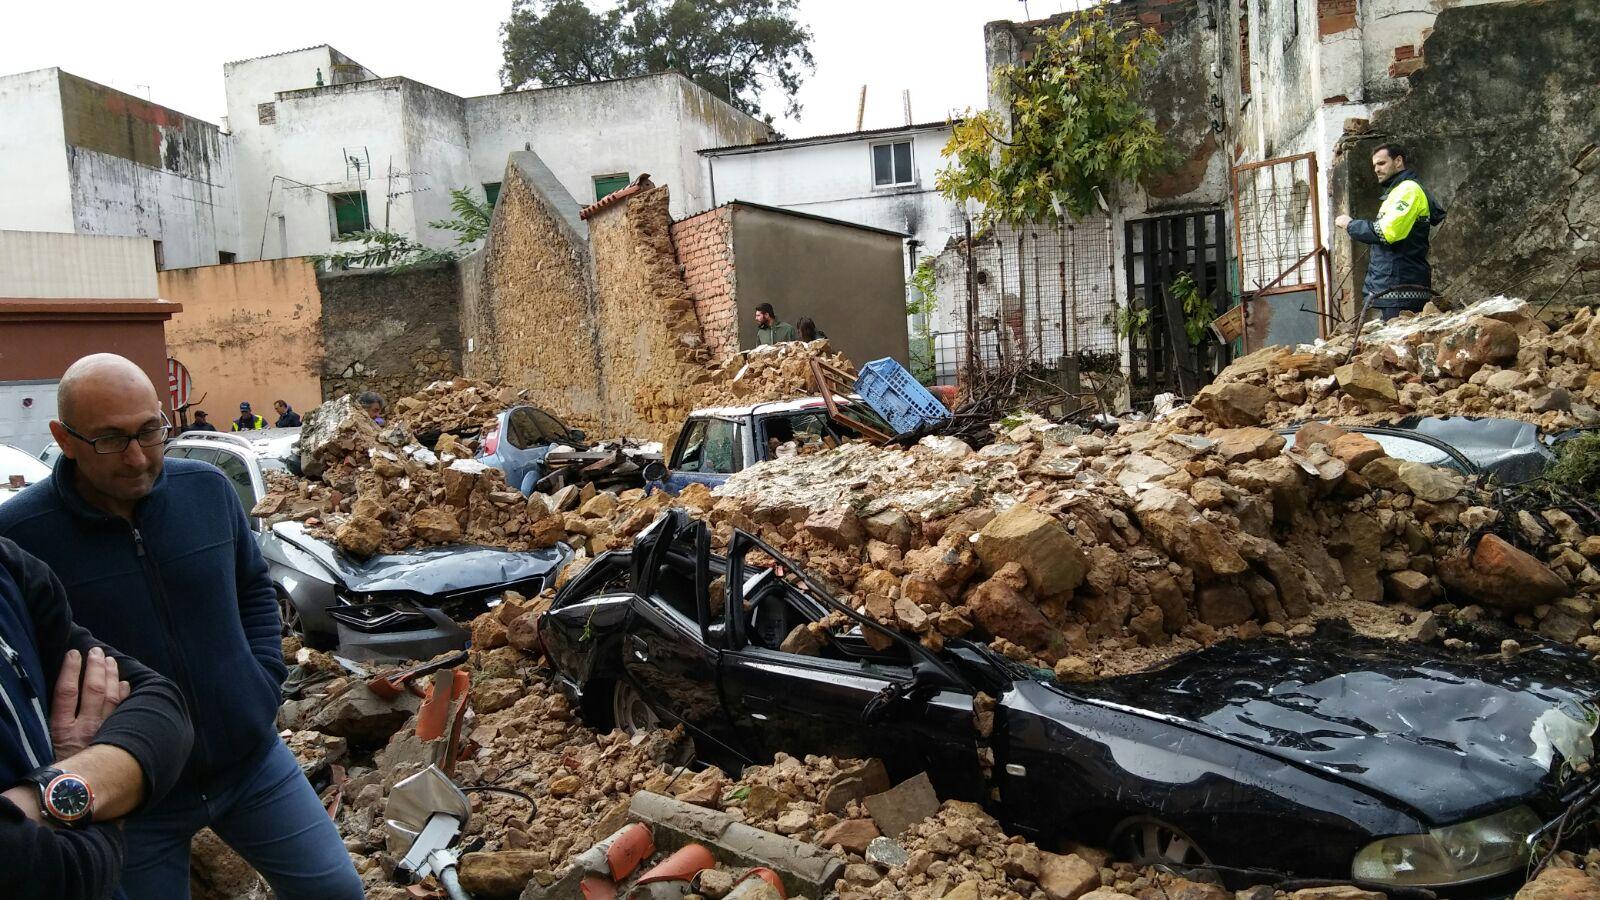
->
[59,416,172,454]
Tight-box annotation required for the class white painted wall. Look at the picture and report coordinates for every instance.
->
[704,125,960,263]
[465,74,769,220]
[0,70,75,234]
[0,230,157,299]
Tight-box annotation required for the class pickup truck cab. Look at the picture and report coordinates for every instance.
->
[659,396,891,494]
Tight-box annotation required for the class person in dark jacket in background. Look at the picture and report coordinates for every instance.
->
[272,400,301,429]
[181,411,216,433]
[1335,144,1444,320]
[0,537,192,900]
[796,317,827,342]
[0,354,363,900]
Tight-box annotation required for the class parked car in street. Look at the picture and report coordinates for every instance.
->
[37,441,63,468]
[539,509,1600,896]
[0,444,52,508]
[476,404,589,494]
[165,430,571,661]
[652,397,895,494]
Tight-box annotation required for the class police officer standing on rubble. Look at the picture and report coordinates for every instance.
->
[1335,143,1445,321]
[0,354,364,900]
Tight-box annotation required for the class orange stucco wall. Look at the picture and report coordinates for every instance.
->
[159,259,323,424]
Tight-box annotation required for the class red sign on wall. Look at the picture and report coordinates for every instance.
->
[166,357,193,409]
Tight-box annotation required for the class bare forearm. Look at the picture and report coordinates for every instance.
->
[2,744,145,826]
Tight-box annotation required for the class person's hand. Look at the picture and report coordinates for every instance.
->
[1335,214,1352,230]
[49,648,130,761]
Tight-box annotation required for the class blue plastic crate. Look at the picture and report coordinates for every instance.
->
[854,358,950,435]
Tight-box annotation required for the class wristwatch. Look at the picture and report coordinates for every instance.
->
[24,767,94,828]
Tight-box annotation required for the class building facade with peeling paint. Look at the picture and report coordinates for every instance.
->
[0,68,241,271]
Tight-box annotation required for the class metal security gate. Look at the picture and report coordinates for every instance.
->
[1124,210,1228,396]
[1232,152,1329,348]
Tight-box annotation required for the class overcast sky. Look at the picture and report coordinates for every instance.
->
[1,0,1078,136]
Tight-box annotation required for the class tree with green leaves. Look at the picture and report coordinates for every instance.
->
[499,0,814,123]
[311,188,496,271]
[937,6,1169,224]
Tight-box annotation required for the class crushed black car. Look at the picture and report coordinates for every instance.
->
[265,521,570,663]
[539,510,1600,896]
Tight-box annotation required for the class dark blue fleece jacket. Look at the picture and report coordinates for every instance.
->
[0,457,285,805]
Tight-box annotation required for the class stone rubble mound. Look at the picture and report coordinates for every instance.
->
[391,376,522,439]
[698,339,857,408]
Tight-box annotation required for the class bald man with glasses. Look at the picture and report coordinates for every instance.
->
[0,354,362,899]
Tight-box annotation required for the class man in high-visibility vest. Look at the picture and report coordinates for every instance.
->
[231,402,265,432]
[1335,144,1445,321]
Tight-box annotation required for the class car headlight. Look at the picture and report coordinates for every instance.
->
[1351,805,1541,887]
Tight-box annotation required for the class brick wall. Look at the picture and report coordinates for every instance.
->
[316,262,462,403]
[1318,0,1357,36]
[589,186,715,443]
[474,161,606,433]
[669,206,739,362]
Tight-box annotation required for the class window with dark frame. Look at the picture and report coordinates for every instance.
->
[152,240,164,270]
[329,191,369,237]
[871,140,915,188]
[218,251,237,264]
[483,182,502,207]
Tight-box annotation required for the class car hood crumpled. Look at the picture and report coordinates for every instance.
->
[272,521,569,595]
[1065,625,1600,825]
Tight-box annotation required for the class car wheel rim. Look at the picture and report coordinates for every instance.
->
[612,682,658,735]
[1120,819,1210,867]
[278,595,303,637]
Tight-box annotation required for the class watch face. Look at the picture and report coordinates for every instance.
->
[46,775,92,821]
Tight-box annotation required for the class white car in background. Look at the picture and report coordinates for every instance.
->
[0,445,52,507]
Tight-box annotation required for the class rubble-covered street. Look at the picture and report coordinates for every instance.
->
[227,297,1600,899]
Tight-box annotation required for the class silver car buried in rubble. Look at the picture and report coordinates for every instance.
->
[165,430,571,662]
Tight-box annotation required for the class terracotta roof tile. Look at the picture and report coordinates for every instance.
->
[579,174,653,220]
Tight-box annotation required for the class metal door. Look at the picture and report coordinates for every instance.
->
[1123,211,1228,397]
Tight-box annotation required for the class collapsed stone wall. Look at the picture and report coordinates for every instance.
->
[1333,0,1600,316]
[670,205,739,362]
[588,185,716,444]
[316,262,461,402]
[474,158,605,433]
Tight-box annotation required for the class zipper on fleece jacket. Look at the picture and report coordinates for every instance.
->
[131,523,213,795]
[0,632,48,769]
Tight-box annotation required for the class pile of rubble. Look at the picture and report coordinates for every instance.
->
[698,340,856,407]
[391,377,521,439]
[671,297,1600,676]
[1189,296,1600,433]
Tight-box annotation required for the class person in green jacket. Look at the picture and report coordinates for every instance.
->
[754,303,798,345]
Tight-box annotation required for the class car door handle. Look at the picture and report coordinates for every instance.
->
[628,635,649,662]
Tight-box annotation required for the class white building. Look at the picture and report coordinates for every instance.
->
[225,45,772,261]
[0,68,241,270]
[699,121,960,277]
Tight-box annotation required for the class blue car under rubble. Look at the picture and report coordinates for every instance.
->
[539,510,1600,898]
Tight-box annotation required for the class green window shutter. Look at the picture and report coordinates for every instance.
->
[483,182,502,208]
[593,173,630,202]
[331,192,369,236]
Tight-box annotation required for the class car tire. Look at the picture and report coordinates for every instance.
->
[611,680,663,736]
[278,590,336,651]
[1110,816,1211,868]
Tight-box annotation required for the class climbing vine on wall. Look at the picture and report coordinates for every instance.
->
[937,5,1170,225]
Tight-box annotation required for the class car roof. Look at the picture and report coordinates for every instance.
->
[689,395,861,417]
[0,444,51,484]
[168,427,300,457]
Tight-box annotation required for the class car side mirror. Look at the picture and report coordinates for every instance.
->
[568,428,586,444]
[642,461,667,483]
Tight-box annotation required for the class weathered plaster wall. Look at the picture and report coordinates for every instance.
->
[729,203,912,367]
[57,72,241,269]
[473,153,604,431]
[589,186,713,442]
[0,231,158,299]
[0,69,73,233]
[316,262,462,402]
[1331,0,1600,315]
[159,258,322,418]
